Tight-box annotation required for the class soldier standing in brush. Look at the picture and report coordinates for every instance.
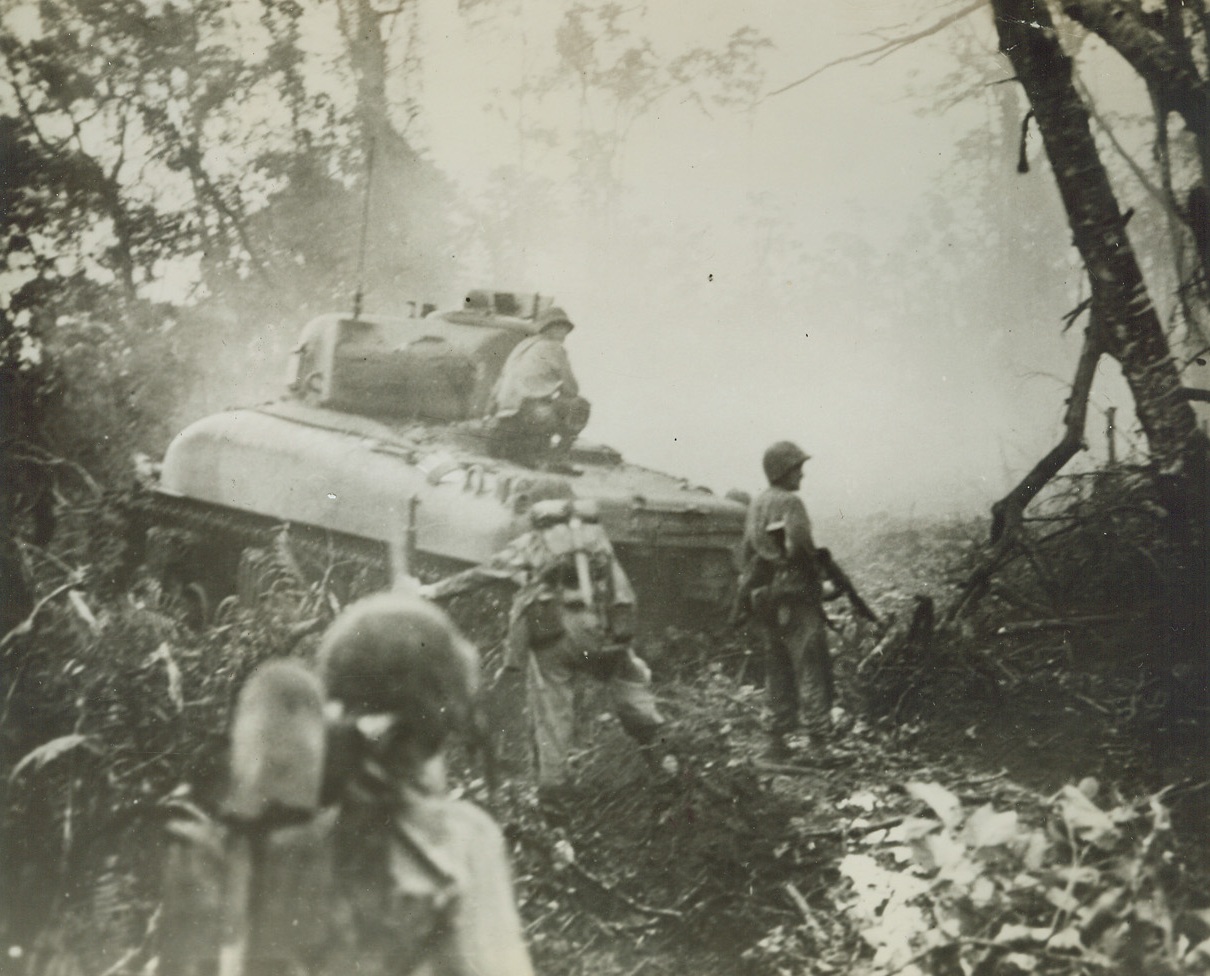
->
[736,441,835,759]
[421,498,665,808]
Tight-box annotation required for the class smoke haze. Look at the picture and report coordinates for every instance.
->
[167,1,1164,521]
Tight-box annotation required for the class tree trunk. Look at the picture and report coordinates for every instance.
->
[990,0,1209,536]
[336,0,418,164]
[1061,0,1209,180]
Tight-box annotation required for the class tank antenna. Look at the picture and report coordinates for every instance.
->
[352,135,377,320]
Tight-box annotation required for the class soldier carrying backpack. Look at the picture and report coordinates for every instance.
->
[420,498,665,808]
[735,441,836,760]
[159,594,533,976]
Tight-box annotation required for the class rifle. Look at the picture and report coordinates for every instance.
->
[815,547,883,631]
[389,495,422,596]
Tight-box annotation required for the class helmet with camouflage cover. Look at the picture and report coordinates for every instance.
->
[762,441,811,485]
[529,498,572,529]
[318,593,479,755]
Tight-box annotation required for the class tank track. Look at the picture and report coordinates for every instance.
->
[132,490,729,643]
[134,490,512,646]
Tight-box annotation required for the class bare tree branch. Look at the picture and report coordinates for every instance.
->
[944,322,1104,624]
[991,320,1105,544]
[764,0,984,99]
[1075,77,1167,207]
[1061,0,1210,176]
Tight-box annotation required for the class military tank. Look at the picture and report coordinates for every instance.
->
[134,289,746,633]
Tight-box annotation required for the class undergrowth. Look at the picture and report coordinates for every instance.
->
[2,481,1208,976]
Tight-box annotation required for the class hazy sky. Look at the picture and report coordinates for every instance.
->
[390,1,1150,518]
[19,0,1152,521]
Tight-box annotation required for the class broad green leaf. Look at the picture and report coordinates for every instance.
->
[885,816,942,843]
[1045,886,1081,913]
[149,642,184,712]
[1022,830,1050,871]
[1046,927,1085,951]
[1184,936,1210,962]
[920,831,967,873]
[67,589,99,632]
[905,780,963,829]
[1053,864,1101,886]
[962,803,1020,848]
[1053,785,1117,845]
[970,874,997,907]
[995,923,1051,944]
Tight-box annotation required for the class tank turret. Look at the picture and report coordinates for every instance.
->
[136,291,746,635]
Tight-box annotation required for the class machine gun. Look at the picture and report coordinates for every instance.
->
[816,547,883,631]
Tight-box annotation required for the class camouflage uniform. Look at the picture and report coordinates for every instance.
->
[740,478,834,741]
[428,507,663,789]
[325,752,534,976]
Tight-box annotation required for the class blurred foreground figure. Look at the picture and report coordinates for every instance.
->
[734,441,835,759]
[318,593,533,976]
[487,306,591,465]
[160,659,334,976]
[422,499,664,804]
[160,595,533,976]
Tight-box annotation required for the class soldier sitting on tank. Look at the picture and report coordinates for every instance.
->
[487,306,591,466]
[420,498,665,811]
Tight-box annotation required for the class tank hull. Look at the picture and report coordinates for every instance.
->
[150,401,744,629]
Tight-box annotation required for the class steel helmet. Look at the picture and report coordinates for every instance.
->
[762,441,811,485]
[537,306,574,334]
[318,593,479,752]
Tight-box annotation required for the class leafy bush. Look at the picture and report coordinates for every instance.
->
[0,566,326,968]
[829,779,1210,975]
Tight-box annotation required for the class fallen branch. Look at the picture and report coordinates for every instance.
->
[992,323,1103,546]
[945,321,1103,626]
[995,614,1138,635]
[567,861,684,920]
[1069,691,1112,716]
[789,816,904,843]
[754,761,825,777]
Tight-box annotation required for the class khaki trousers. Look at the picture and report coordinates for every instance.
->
[524,608,662,788]
[759,599,833,737]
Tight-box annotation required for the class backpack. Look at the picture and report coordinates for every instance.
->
[159,797,471,976]
[158,657,486,976]
[159,803,339,976]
